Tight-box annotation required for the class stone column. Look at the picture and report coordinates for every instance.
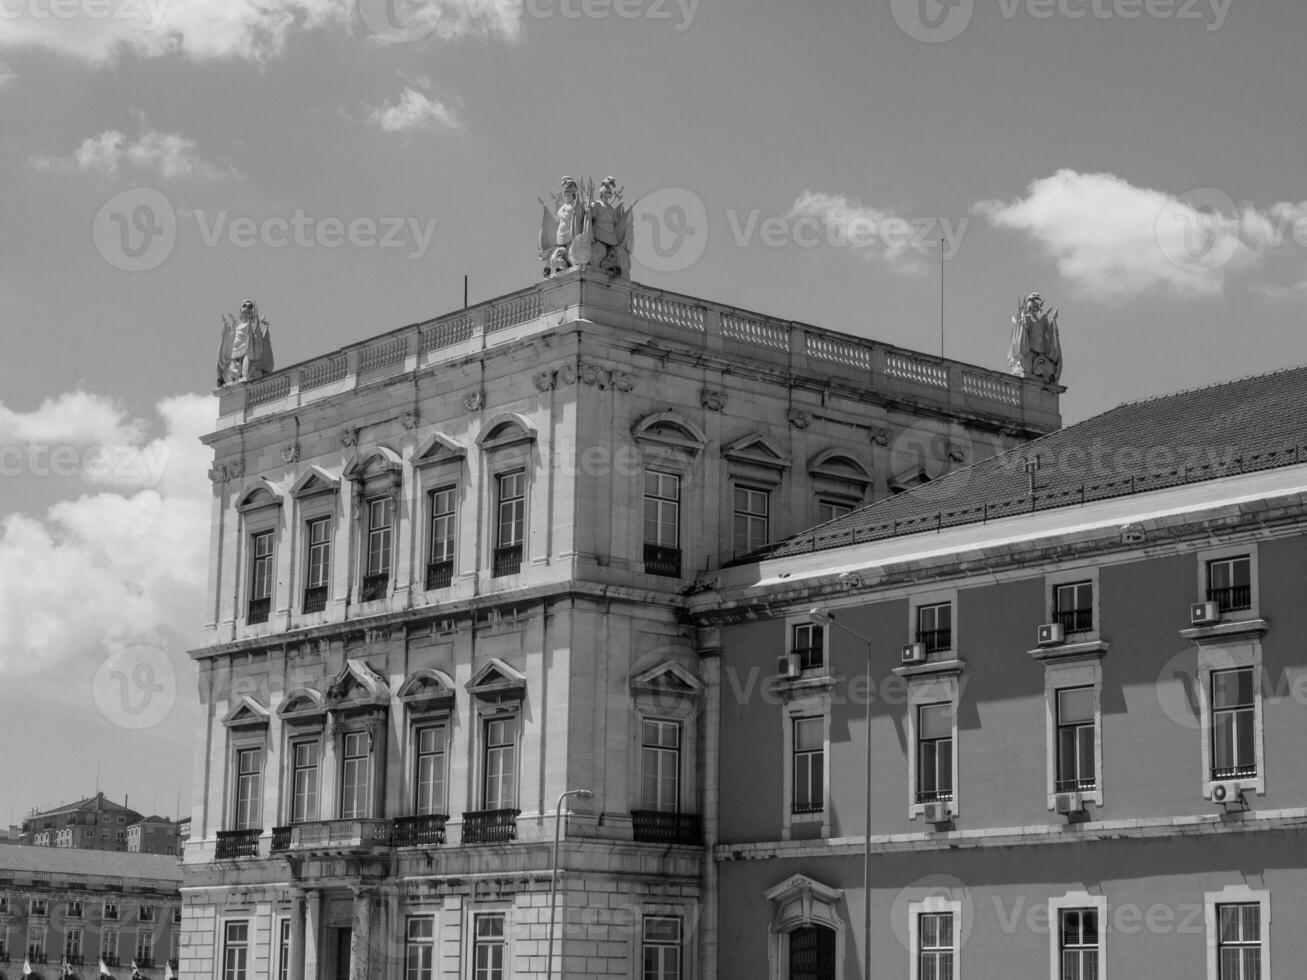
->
[288,890,307,980]
[304,890,322,980]
[349,886,373,980]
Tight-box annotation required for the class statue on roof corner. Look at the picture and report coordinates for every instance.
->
[539,175,634,279]
[217,298,275,387]
[1008,292,1062,383]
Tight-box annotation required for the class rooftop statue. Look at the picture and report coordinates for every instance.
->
[1008,292,1062,383]
[217,298,275,387]
[539,175,634,278]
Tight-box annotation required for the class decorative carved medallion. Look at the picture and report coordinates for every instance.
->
[339,427,360,447]
[869,427,889,447]
[399,412,418,430]
[787,409,811,429]
[533,371,555,392]
[612,371,636,392]
[281,445,299,464]
[701,389,726,412]
[557,364,577,386]
[463,390,486,412]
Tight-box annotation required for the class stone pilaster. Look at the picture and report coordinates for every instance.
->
[288,890,307,980]
[349,886,373,980]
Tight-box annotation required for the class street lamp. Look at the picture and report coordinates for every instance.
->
[809,606,873,980]
[546,788,594,980]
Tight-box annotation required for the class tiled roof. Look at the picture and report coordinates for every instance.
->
[0,842,181,882]
[769,364,1307,559]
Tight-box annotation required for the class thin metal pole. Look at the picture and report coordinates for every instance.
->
[547,789,590,980]
[863,638,872,980]
[939,235,945,357]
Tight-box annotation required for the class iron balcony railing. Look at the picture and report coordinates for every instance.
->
[790,800,823,816]
[64,955,85,966]
[1056,776,1097,793]
[492,544,522,578]
[916,788,954,803]
[215,829,260,859]
[289,818,393,852]
[425,560,454,591]
[795,644,824,671]
[270,826,291,853]
[916,629,952,653]
[26,953,47,965]
[360,573,389,602]
[246,597,271,625]
[302,585,328,613]
[643,544,682,578]
[392,814,449,848]
[1212,763,1257,781]
[1207,585,1252,613]
[1054,608,1094,634]
[631,811,702,845]
[135,956,155,969]
[461,809,519,844]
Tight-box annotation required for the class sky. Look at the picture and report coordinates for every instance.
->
[1,0,1305,829]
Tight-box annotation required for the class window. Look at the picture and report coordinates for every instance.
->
[405,916,434,980]
[27,929,44,961]
[916,703,954,804]
[1059,908,1099,980]
[290,739,320,823]
[473,913,505,980]
[1217,905,1261,980]
[789,925,837,980]
[644,471,681,577]
[493,471,525,576]
[104,902,119,920]
[0,895,7,913]
[483,718,517,810]
[223,921,249,980]
[101,928,118,961]
[640,720,681,813]
[1056,687,1096,792]
[247,530,274,624]
[340,731,372,819]
[816,499,852,524]
[135,929,153,963]
[1211,668,1256,780]
[362,497,393,600]
[916,603,952,654]
[234,747,262,830]
[303,516,331,613]
[139,906,155,922]
[1054,581,1094,635]
[917,912,954,980]
[173,907,183,925]
[68,900,83,918]
[792,623,824,671]
[414,724,447,816]
[277,919,290,980]
[1207,555,1252,613]
[732,484,770,556]
[792,717,825,814]
[642,916,682,980]
[426,486,457,590]
[30,898,47,916]
[64,927,83,963]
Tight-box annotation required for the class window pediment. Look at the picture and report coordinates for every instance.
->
[765,874,843,932]
[724,433,791,471]
[325,659,390,711]
[477,414,537,451]
[290,466,340,499]
[343,446,403,485]
[467,658,527,704]
[632,412,707,453]
[398,668,457,712]
[414,432,467,467]
[236,479,283,513]
[277,687,325,722]
[222,695,271,729]
[807,450,873,486]
[630,661,704,699]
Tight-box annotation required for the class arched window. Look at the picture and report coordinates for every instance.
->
[789,926,836,980]
[765,874,845,980]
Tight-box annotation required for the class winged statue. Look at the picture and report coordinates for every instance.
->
[539,175,635,278]
[1008,292,1062,383]
[217,298,275,387]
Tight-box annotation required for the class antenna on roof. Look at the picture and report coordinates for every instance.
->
[939,235,945,357]
[463,275,469,309]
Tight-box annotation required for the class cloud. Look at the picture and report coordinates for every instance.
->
[0,62,14,86]
[0,393,214,677]
[0,0,518,65]
[368,86,462,133]
[32,125,234,180]
[785,191,943,271]
[973,169,1268,302]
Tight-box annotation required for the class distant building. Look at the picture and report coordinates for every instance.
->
[124,819,179,857]
[20,794,144,853]
[0,842,181,977]
[173,820,190,859]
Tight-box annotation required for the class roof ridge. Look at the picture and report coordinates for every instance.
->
[1115,362,1307,409]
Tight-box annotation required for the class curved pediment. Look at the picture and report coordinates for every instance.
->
[235,479,283,513]
[476,414,537,450]
[277,687,325,720]
[632,411,708,452]
[397,668,457,710]
[765,874,844,933]
[325,659,390,708]
[807,449,873,485]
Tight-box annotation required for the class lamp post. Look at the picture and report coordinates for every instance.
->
[809,606,873,980]
[547,788,593,980]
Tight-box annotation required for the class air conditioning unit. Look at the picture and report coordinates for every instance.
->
[776,652,802,679]
[1211,781,1246,806]
[1037,623,1066,647]
[1191,601,1221,626]
[922,802,950,825]
[1054,791,1084,815]
[901,642,927,665]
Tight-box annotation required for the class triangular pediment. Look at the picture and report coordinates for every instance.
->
[222,695,271,728]
[290,466,340,498]
[630,661,703,698]
[723,433,791,469]
[415,432,467,466]
[467,658,527,696]
[325,659,389,708]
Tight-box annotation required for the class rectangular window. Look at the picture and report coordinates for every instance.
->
[644,471,682,576]
[101,928,118,960]
[426,486,457,590]
[362,497,393,600]
[917,703,954,803]
[30,898,47,916]
[223,922,249,980]
[234,747,262,830]
[1217,904,1261,980]
[916,603,952,654]
[405,916,434,980]
[1059,908,1099,980]
[340,731,371,819]
[1212,668,1256,780]
[1207,556,1252,613]
[640,720,681,813]
[64,927,83,962]
[27,929,44,961]
[247,530,274,624]
[104,902,119,921]
[732,484,770,556]
[792,717,824,814]
[414,724,448,816]
[918,912,954,980]
[493,472,526,577]
[68,900,83,917]
[290,739,320,823]
[483,718,517,811]
[135,930,153,963]
[473,913,505,980]
[792,623,824,670]
[1054,581,1094,634]
[139,906,155,923]
[174,907,183,925]
[642,916,682,980]
[303,516,331,613]
[0,896,7,914]
[1056,687,1096,792]
[816,499,853,524]
[277,919,290,980]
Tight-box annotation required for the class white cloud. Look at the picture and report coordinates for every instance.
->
[785,191,942,272]
[32,126,234,180]
[0,394,214,677]
[973,169,1267,302]
[0,0,518,65]
[368,86,462,133]
[0,62,14,85]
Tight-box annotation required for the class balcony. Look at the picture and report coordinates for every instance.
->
[492,544,522,578]
[643,544,682,578]
[392,814,449,848]
[360,572,389,602]
[1055,776,1097,793]
[135,956,155,969]
[246,597,271,625]
[26,954,47,965]
[425,560,454,591]
[916,788,954,804]
[461,809,519,844]
[1212,763,1257,781]
[1054,608,1094,634]
[631,810,702,846]
[916,629,952,654]
[302,585,328,614]
[285,818,393,855]
[102,955,121,968]
[215,829,260,859]
[270,826,291,853]
[1207,585,1252,613]
[65,955,85,966]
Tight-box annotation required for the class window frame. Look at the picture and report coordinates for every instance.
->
[642,914,683,980]
[232,743,263,831]
[915,702,955,806]
[338,729,374,820]
[1197,543,1259,619]
[301,514,332,614]
[1204,886,1269,980]
[1044,566,1101,641]
[1048,891,1107,980]
[222,919,249,980]
[908,588,959,659]
[907,897,962,980]
[643,469,682,550]
[639,718,682,814]
[361,493,395,599]
[471,910,508,980]
[425,483,458,591]
[246,528,276,624]
[405,915,435,980]
[789,621,826,673]
[413,721,450,818]
[905,673,961,820]
[1196,638,1266,800]
[491,468,527,577]
[480,714,519,812]
[731,481,771,557]
[288,735,321,824]
[781,694,831,838]
[1211,667,1257,782]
